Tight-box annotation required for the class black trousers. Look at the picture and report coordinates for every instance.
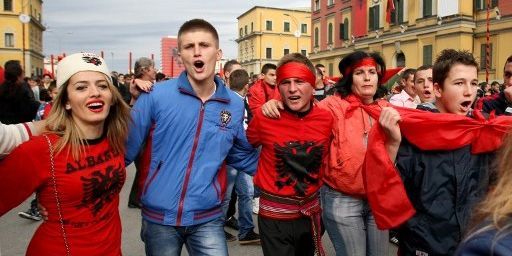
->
[258,215,315,256]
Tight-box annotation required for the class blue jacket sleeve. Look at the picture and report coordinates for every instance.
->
[125,93,153,166]
[225,123,259,176]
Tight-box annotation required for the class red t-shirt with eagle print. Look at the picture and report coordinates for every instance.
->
[0,134,125,256]
[247,105,333,197]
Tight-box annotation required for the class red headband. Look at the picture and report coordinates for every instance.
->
[343,57,380,77]
[276,62,316,87]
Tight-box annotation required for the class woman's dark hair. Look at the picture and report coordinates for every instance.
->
[335,51,386,99]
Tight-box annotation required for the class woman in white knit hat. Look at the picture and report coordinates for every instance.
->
[0,52,131,255]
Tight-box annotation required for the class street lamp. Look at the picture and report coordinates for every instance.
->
[283,13,300,52]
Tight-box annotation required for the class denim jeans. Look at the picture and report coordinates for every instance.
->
[222,166,255,239]
[140,217,227,256]
[320,186,389,256]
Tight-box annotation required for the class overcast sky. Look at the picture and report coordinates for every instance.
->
[43,0,310,73]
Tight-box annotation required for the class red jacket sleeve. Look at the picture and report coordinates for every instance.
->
[246,110,262,147]
[0,138,48,216]
[247,81,265,114]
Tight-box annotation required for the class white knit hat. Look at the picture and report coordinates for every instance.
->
[56,52,111,88]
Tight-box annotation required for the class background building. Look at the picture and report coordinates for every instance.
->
[309,0,512,82]
[237,6,311,76]
[161,36,184,78]
[0,0,45,77]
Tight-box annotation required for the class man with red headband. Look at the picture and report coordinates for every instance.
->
[246,53,332,256]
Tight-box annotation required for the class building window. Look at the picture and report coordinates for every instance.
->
[301,49,307,56]
[390,0,404,25]
[340,18,349,40]
[480,43,494,70]
[423,45,433,65]
[328,0,334,6]
[284,21,290,32]
[266,48,272,59]
[369,5,380,31]
[301,23,307,34]
[284,48,290,55]
[423,0,432,17]
[251,22,254,32]
[475,0,498,10]
[396,52,406,67]
[239,28,243,37]
[244,25,248,35]
[328,23,333,44]
[3,0,13,11]
[5,33,14,47]
[328,63,334,76]
[314,27,319,47]
[314,0,320,11]
[266,20,273,31]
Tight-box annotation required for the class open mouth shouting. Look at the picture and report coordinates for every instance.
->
[86,100,105,113]
[459,100,472,113]
[193,60,205,72]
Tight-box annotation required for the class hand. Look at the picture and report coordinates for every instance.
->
[379,107,402,145]
[134,79,153,93]
[37,201,48,221]
[261,99,284,119]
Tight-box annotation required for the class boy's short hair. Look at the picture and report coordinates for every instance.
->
[277,53,316,76]
[433,49,478,88]
[229,69,249,92]
[401,68,416,80]
[223,59,240,74]
[261,63,277,75]
[178,19,219,49]
[414,65,433,82]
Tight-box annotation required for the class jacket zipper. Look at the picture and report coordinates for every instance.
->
[176,103,206,225]
[143,160,163,196]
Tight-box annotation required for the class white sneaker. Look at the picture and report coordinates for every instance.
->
[252,197,259,214]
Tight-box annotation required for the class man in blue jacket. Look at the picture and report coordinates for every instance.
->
[125,19,259,256]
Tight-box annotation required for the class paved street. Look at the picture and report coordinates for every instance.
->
[0,164,397,256]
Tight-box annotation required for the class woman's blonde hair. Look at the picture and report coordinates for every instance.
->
[45,72,131,159]
[469,131,512,235]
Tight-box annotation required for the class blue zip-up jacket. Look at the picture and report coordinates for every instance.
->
[125,72,259,226]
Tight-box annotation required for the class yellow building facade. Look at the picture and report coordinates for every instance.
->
[237,6,311,76]
[0,0,45,76]
[310,0,512,82]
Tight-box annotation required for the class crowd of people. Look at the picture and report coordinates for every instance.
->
[1,18,512,256]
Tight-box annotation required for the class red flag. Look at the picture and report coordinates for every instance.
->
[386,0,395,24]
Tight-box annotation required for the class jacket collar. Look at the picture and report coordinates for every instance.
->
[177,72,230,103]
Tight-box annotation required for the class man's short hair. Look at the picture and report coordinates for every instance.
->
[223,59,240,74]
[178,19,219,49]
[401,68,416,80]
[505,55,512,72]
[229,69,249,92]
[261,63,277,75]
[315,63,325,69]
[433,49,478,88]
[277,53,316,76]
[414,65,433,82]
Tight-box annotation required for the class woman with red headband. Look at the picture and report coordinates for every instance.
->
[316,51,390,256]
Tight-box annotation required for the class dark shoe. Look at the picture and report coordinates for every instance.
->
[389,230,399,246]
[239,230,261,245]
[225,216,239,230]
[225,231,236,242]
[18,209,42,221]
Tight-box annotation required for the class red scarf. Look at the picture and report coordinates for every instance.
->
[344,96,512,229]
